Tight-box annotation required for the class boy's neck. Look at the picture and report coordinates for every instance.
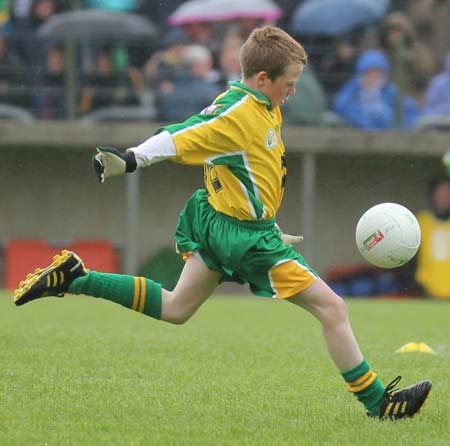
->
[231,80,273,109]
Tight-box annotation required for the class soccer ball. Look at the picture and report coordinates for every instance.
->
[355,202,421,268]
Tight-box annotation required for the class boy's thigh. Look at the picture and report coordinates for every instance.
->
[242,245,318,298]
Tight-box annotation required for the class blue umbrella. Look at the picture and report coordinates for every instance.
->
[290,0,390,36]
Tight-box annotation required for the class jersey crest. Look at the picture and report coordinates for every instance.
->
[265,128,279,149]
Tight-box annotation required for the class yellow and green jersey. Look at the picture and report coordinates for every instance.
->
[415,210,450,299]
[158,81,287,221]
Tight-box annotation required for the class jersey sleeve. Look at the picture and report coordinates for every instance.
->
[160,94,252,166]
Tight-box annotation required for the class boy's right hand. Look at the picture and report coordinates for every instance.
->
[92,147,137,183]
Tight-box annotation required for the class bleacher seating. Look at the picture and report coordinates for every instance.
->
[4,239,118,290]
[4,240,59,290]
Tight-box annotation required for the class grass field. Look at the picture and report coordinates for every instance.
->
[0,292,449,446]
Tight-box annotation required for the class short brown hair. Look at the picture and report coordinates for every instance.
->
[240,26,307,80]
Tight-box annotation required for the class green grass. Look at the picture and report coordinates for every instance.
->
[0,292,449,446]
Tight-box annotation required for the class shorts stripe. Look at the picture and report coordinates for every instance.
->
[269,259,317,298]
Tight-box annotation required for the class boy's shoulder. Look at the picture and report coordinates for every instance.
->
[196,86,250,117]
[215,85,249,106]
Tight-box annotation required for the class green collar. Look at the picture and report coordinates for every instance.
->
[228,81,272,110]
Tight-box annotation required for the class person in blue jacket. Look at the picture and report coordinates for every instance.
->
[422,49,450,117]
[332,49,419,130]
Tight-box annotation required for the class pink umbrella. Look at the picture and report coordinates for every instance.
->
[168,0,283,26]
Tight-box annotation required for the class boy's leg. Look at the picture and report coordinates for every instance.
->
[288,278,432,419]
[160,254,222,324]
[288,278,362,371]
[71,254,221,324]
[14,250,221,325]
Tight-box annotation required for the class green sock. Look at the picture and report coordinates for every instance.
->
[68,271,162,320]
[341,359,385,416]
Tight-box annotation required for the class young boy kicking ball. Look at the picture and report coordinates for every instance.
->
[14,26,431,420]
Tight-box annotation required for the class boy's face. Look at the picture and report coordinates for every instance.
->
[250,63,303,108]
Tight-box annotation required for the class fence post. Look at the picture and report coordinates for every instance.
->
[124,169,140,275]
[64,35,77,120]
[301,152,316,264]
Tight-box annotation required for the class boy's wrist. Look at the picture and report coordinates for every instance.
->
[124,150,137,172]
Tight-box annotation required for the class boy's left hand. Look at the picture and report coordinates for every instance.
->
[281,233,304,245]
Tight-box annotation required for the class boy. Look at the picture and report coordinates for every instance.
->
[14,26,431,420]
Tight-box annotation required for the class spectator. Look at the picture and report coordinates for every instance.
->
[78,45,140,115]
[182,21,215,47]
[12,0,75,29]
[156,44,221,122]
[10,0,33,29]
[143,30,189,92]
[332,49,419,130]
[379,12,436,103]
[0,31,29,108]
[217,31,243,88]
[34,44,67,119]
[407,0,450,68]
[282,64,327,126]
[156,22,222,57]
[319,37,357,100]
[422,49,450,117]
[414,176,450,299]
[183,43,220,84]
[30,0,62,28]
[19,0,64,66]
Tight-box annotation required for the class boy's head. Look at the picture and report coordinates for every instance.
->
[240,26,307,80]
[240,26,307,107]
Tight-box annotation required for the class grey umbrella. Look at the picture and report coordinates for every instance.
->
[37,9,158,40]
[291,0,390,36]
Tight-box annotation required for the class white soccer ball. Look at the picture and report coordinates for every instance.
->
[355,202,421,269]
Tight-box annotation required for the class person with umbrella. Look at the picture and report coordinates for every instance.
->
[14,25,431,421]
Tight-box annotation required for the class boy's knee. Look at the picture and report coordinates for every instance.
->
[323,294,349,324]
[161,293,194,325]
[167,313,191,325]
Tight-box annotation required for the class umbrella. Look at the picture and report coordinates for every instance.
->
[167,0,283,26]
[37,9,158,40]
[290,0,390,36]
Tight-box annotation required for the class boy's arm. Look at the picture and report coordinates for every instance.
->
[93,131,176,183]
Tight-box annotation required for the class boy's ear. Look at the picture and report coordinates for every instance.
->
[255,70,270,85]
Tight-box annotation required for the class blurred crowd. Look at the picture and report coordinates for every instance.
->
[1,0,450,129]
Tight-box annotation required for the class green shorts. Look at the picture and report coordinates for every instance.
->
[175,189,317,298]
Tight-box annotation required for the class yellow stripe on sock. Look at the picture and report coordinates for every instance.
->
[347,371,378,393]
[132,277,140,311]
[348,370,372,387]
[138,278,146,313]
